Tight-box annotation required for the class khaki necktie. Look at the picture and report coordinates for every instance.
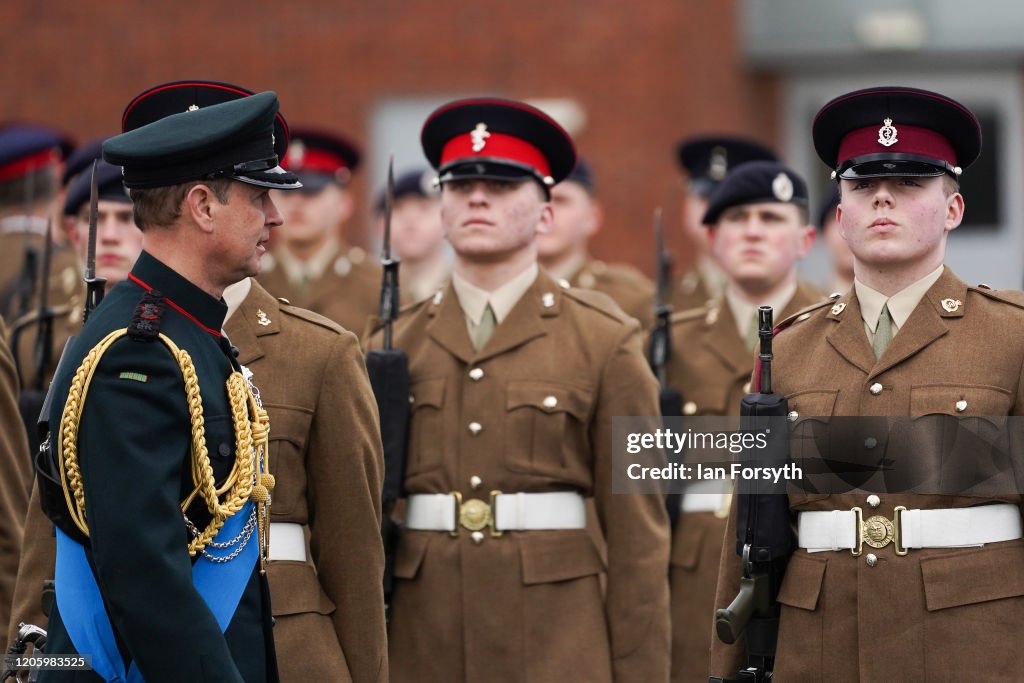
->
[872,303,894,359]
[473,304,497,351]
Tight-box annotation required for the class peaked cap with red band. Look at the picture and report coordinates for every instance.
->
[0,123,73,183]
[281,127,361,192]
[813,86,982,180]
[421,97,576,195]
[121,80,290,161]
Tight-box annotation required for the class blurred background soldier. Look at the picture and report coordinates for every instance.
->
[367,97,669,683]
[0,125,79,324]
[671,136,777,312]
[259,128,381,334]
[816,184,855,293]
[0,314,30,644]
[661,160,819,682]
[538,157,654,325]
[373,166,449,303]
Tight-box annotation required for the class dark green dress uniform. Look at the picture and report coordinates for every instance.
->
[40,252,276,683]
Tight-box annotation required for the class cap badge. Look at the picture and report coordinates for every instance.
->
[772,172,794,202]
[287,139,305,167]
[877,118,899,147]
[709,146,728,181]
[941,298,962,313]
[186,104,200,113]
[256,309,271,326]
[471,123,491,153]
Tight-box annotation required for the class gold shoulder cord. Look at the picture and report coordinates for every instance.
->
[56,329,274,571]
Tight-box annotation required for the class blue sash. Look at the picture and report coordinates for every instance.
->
[54,501,258,682]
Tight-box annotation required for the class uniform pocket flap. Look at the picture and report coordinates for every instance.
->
[393,532,430,580]
[910,384,1011,423]
[670,520,707,569]
[267,561,336,616]
[776,551,827,611]
[786,389,838,422]
[506,380,591,419]
[520,531,604,585]
[264,403,313,448]
[922,542,1024,611]
[410,378,446,409]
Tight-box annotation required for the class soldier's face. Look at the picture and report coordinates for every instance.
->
[72,200,142,286]
[537,181,599,262]
[386,195,445,262]
[214,182,282,282]
[272,183,352,249]
[837,176,963,274]
[710,202,814,291]
[441,178,551,262]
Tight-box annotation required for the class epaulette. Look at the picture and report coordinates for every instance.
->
[277,301,345,334]
[969,284,1024,312]
[773,293,842,335]
[562,287,630,323]
[668,305,708,326]
[127,289,165,342]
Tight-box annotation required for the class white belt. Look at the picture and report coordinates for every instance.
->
[268,522,307,562]
[680,480,731,514]
[406,492,586,533]
[798,504,1022,555]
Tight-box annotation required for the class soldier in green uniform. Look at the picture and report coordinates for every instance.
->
[538,157,655,326]
[36,90,301,682]
[662,161,820,682]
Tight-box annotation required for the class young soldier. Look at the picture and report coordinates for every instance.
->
[367,98,669,683]
[538,157,654,325]
[662,161,820,682]
[258,128,381,333]
[711,86,1024,680]
[36,92,301,682]
[671,136,777,312]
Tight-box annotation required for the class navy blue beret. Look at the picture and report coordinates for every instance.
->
[702,160,808,225]
[63,159,130,216]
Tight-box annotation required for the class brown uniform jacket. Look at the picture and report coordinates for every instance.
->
[710,268,1024,681]
[0,316,30,637]
[663,282,821,683]
[9,292,82,391]
[7,282,389,683]
[366,272,670,683]
[669,268,718,314]
[567,258,655,328]
[257,245,381,335]
[0,232,79,322]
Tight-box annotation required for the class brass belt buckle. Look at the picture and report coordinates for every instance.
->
[852,505,908,556]
[450,490,504,537]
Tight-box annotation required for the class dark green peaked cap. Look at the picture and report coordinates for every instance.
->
[102,91,300,190]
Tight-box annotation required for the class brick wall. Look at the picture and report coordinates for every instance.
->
[0,0,777,275]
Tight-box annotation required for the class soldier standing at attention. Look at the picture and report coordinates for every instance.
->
[671,136,777,312]
[711,86,1024,680]
[537,157,655,326]
[258,128,381,334]
[367,98,670,683]
[36,91,301,682]
[662,161,820,682]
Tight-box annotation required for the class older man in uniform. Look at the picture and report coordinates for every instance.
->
[34,91,301,682]
[258,129,380,334]
[711,86,1024,681]
[672,136,777,312]
[366,98,669,683]
[538,157,654,325]
[662,160,820,682]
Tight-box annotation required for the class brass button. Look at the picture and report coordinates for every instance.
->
[683,401,697,416]
[787,410,799,422]
[869,383,883,395]
[864,437,878,449]
[469,368,484,381]
[742,382,751,394]
[866,495,880,508]
[865,553,878,567]
[468,422,483,435]
[471,531,485,545]
[955,399,967,413]
[470,475,483,490]
[543,395,558,409]
[409,395,415,404]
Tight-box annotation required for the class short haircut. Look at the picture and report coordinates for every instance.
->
[129,178,232,230]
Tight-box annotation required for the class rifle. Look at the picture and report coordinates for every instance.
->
[647,208,684,523]
[711,306,794,683]
[2,623,47,682]
[364,157,410,624]
[82,160,106,324]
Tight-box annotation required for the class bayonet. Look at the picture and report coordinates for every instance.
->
[82,159,106,322]
[379,156,400,349]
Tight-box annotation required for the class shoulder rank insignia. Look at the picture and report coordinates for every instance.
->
[256,309,271,326]
[128,289,166,342]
